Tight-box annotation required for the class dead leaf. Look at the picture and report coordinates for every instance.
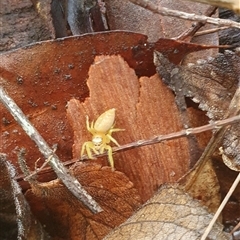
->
[66,54,209,201]
[25,162,141,240]
[106,0,219,64]
[181,159,221,213]
[0,153,50,240]
[154,50,240,170]
[106,0,216,41]
[0,31,152,172]
[1,2,237,239]
[104,184,230,240]
[0,32,216,183]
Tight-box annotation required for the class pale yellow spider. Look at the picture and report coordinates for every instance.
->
[81,108,124,169]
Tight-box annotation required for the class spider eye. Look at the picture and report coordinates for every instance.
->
[92,136,103,146]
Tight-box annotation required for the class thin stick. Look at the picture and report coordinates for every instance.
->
[128,0,240,29]
[18,148,40,185]
[194,27,229,37]
[230,221,240,236]
[0,85,102,213]
[15,114,240,181]
[185,0,240,14]
[25,155,55,181]
[201,172,240,240]
[175,6,217,41]
[80,114,240,160]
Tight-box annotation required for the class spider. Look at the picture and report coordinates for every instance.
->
[81,108,124,169]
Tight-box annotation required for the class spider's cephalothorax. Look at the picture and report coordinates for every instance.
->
[81,108,124,170]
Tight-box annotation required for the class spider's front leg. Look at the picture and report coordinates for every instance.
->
[86,115,95,135]
[81,141,98,159]
[104,145,114,170]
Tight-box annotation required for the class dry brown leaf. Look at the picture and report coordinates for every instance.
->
[0,154,50,240]
[104,184,230,240]
[181,159,221,213]
[0,31,151,172]
[106,0,216,41]
[25,163,141,240]
[65,54,208,201]
[154,50,240,171]
[106,0,219,63]
[0,32,218,198]
[0,31,214,174]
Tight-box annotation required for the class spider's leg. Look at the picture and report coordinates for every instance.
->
[86,146,96,159]
[105,145,114,170]
[81,141,97,159]
[99,144,106,154]
[86,115,95,135]
[91,145,99,155]
[108,128,125,134]
[107,134,121,147]
[81,142,87,157]
[86,115,90,130]
[91,120,94,129]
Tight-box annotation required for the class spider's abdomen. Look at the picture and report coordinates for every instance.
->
[94,108,116,133]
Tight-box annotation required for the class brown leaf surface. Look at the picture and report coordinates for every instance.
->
[0,31,151,172]
[154,50,240,170]
[66,54,200,201]
[25,163,141,240]
[106,0,216,41]
[0,154,50,240]
[104,184,230,240]
[0,32,215,181]
[180,157,221,213]
[106,0,219,63]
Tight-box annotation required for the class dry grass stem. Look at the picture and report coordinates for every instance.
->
[128,0,240,29]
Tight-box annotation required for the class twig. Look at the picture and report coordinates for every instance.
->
[201,173,240,240]
[0,85,102,214]
[230,221,240,236]
[185,0,240,14]
[23,146,57,181]
[14,114,240,182]
[194,26,229,37]
[175,6,217,41]
[128,0,240,29]
[17,148,39,185]
[80,114,240,160]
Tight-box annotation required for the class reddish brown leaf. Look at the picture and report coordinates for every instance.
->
[66,55,193,201]
[0,31,151,172]
[0,32,216,177]
[106,0,219,65]
[25,163,141,240]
